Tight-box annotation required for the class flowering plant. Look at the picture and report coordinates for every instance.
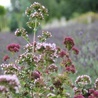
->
[0,2,98,98]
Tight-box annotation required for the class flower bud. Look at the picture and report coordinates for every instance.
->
[3,55,10,61]
[59,50,66,58]
[31,70,41,79]
[72,47,79,55]
[64,37,74,50]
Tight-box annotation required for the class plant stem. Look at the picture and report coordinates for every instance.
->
[33,18,37,54]
[23,36,29,43]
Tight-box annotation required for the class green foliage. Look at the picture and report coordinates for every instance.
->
[10,0,20,12]
[21,16,32,33]
[0,6,6,31]
[62,0,98,19]
[9,13,19,31]
[9,0,98,33]
[9,0,98,24]
[10,0,31,32]
[28,0,98,20]
[0,5,6,16]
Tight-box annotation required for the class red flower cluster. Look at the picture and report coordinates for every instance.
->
[3,55,10,61]
[88,89,98,98]
[66,65,76,73]
[74,94,84,98]
[59,50,69,58]
[62,58,76,73]
[60,37,79,74]
[72,47,79,55]
[7,43,20,52]
[64,37,79,55]
[74,88,98,98]
[64,37,75,50]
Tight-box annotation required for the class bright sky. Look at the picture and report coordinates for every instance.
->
[0,0,11,8]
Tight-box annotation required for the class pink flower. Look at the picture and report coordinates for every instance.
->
[74,94,84,98]
[93,90,98,97]
[0,86,8,93]
[0,75,20,93]
[88,95,95,98]
[89,89,95,94]
[3,55,10,61]
[66,66,71,71]
[72,47,79,55]
[1,63,21,74]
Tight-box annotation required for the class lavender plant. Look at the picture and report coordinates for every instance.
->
[0,2,97,98]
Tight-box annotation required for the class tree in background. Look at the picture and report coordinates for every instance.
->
[28,0,98,19]
[59,0,98,19]
[9,12,19,32]
[9,0,98,32]
[29,0,60,20]
[0,5,6,31]
[9,0,32,32]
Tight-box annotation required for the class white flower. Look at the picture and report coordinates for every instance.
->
[47,93,56,97]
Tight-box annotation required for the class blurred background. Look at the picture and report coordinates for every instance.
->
[0,0,98,82]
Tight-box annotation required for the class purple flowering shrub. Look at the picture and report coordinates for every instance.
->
[0,2,98,98]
